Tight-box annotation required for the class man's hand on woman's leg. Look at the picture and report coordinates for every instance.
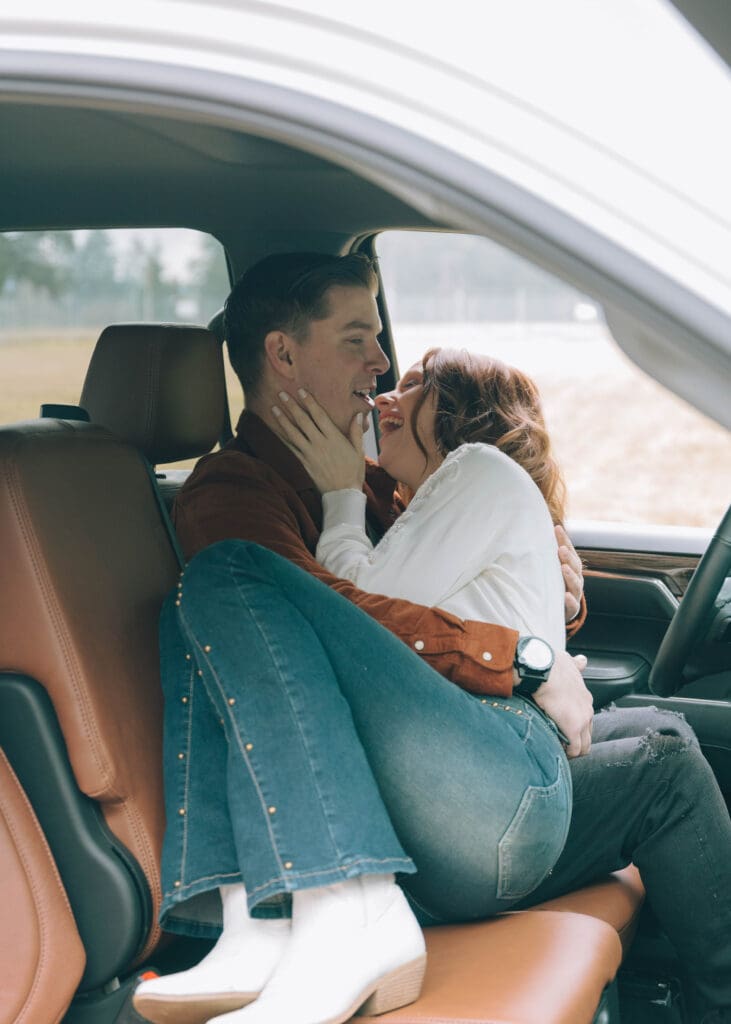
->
[531,651,593,759]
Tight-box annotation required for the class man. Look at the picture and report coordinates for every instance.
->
[175,252,592,745]
[138,253,731,1024]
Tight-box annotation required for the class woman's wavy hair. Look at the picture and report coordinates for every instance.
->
[410,347,566,524]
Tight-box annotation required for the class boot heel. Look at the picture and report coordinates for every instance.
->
[357,954,427,1017]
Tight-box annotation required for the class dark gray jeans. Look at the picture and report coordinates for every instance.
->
[518,704,731,1020]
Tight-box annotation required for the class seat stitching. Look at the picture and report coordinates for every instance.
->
[0,751,81,1022]
[4,453,114,795]
[119,798,162,959]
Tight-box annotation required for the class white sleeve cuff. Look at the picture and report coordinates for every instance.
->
[321,489,367,531]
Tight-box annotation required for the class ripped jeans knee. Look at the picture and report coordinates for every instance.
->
[637,723,693,764]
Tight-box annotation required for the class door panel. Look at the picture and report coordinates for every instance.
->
[569,524,704,707]
[569,523,731,800]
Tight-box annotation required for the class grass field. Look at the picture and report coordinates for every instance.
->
[1,325,729,529]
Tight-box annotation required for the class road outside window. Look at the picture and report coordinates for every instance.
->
[377,231,730,528]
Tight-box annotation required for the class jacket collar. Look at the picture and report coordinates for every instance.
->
[231,410,402,530]
[231,410,315,494]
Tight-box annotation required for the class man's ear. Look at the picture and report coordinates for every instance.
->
[263,330,297,382]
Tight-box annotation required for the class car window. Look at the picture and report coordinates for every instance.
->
[376,230,731,529]
[0,228,240,463]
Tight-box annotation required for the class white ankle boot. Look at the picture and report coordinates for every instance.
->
[133,883,291,1024]
[205,874,426,1024]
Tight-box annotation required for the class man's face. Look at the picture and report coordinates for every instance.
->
[292,285,390,434]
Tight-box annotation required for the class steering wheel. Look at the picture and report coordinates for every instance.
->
[650,503,731,696]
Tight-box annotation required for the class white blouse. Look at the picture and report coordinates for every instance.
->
[316,443,565,652]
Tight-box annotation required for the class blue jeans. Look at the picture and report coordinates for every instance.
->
[159,540,571,935]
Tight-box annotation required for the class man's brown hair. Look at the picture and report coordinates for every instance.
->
[224,252,378,394]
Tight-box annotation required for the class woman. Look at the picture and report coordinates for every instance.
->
[314,347,567,653]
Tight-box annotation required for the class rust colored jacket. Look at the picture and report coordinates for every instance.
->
[173,412,584,697]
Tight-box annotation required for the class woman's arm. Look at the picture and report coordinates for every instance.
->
[269,388,581,634]
[320,445,553,614]
[316,488,377,581]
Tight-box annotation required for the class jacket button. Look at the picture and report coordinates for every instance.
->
[414,640,425,651]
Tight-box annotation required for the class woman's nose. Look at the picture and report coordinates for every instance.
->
[374,391,395,413]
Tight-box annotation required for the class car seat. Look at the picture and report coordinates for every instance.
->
[0,322,643,1024]
[0,323,225,1022]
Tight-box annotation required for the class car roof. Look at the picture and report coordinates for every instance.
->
[0,0,730,427]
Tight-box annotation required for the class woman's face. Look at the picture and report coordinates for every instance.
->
[375,362,444,491]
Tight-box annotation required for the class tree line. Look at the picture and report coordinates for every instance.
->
[0,228,592,333]
[0,230,229,329]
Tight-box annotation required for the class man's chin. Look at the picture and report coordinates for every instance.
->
[339,408,372,435]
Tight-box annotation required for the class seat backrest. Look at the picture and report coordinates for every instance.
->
[0,418,180,965]
[0,324,226,978]
[80,322,225,466]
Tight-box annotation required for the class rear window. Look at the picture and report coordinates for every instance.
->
[0,228,237,429]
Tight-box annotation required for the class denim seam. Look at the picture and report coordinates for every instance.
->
[224,705,286,868]
[482,699,534,744]
[164,869,242,900]
[162,853,413,907]
[176,598,287,878]
[178,662,195,884]
[187,625,288,878]
[497,754,568,900]
[228,548,347,861]
[681,793,731,949]
[247,855,416,899]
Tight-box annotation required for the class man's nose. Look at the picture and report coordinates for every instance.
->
[365,338,390,375]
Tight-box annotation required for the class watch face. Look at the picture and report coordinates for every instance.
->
[519,637,553,672]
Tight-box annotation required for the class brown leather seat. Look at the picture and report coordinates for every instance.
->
[527,864,644,955]
[360,868,642,1023]
[0,324,225,1013]
[0,748,86,1024]
[0,322,643,1023]
[361,911,623,1024]
[80,323,226,468]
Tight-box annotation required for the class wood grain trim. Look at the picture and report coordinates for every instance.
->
[578,549,700,598]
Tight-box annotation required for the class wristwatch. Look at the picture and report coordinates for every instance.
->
[513,636,554,696]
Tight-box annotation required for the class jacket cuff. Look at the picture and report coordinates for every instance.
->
[321,489,367,532]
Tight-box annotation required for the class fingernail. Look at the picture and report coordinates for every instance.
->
[278,391,289,402]
[272,405,281,417]
[298,388,308,398]
[356,413,363,426]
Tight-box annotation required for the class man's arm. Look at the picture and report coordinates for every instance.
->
[557,525,586,635]
[173,458,518,696]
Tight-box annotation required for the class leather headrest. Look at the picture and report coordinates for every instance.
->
[80,324,226,464]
